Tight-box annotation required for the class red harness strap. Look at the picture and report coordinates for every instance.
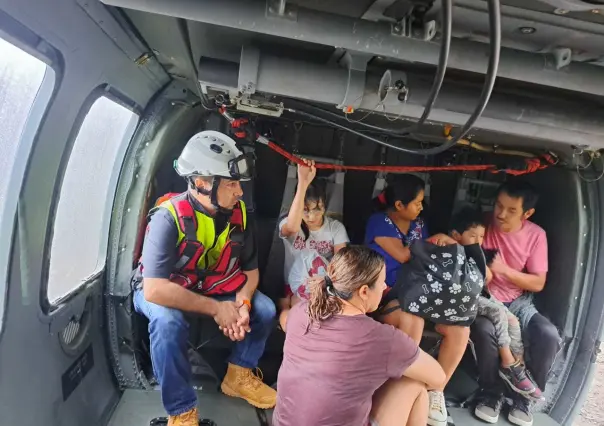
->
[169,193,247,295]
[169,194,205,288]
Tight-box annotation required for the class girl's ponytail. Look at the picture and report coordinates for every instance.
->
[372,174,426,212]
[372,189,389,212]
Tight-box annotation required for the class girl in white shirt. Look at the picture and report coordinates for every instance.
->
[278,159,349,329]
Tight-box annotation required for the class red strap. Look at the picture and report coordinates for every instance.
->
[230,202,244,227]
[172,197,197,234]
[268,141,557,176]
[221,108,555,176]
[268,141,494,173]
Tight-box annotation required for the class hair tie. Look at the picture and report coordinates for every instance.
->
[377,192,387,205]
[324,275,337,297]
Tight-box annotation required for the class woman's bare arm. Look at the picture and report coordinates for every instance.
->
[375,237,412,263]
[402,349,446,390]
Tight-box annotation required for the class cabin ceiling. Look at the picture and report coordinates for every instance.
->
[118,0,604,85]
[99,0,604,152]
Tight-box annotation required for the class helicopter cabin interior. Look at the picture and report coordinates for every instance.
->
[1,0,604,426]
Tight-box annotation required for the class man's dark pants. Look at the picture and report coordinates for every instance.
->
[471,313,561,393]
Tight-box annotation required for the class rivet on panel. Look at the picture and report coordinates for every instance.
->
[518,27,536,34]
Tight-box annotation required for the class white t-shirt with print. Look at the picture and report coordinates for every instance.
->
[279,216,349,292]
[287,253,329,299]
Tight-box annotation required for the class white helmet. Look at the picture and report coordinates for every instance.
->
[174,130,252,181]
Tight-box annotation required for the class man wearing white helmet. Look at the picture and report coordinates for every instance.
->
[131,131,277,426]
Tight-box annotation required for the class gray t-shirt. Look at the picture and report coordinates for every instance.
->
[279,216,349,294]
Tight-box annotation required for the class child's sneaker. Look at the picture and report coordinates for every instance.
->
[527,384,545,402]
[498,362,537,396]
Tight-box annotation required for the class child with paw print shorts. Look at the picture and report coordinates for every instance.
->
[449,207,543,401]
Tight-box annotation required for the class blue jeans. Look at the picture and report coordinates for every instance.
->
[133,289,276,415]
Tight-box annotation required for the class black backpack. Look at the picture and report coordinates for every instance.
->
[396,241,487,327]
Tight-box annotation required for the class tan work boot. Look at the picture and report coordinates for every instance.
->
[220,363,277,409]
[168,407,198,426]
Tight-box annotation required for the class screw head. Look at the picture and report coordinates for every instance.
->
[554,8,569,15]
[519,26,536,34]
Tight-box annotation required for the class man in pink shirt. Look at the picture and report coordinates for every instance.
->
[471,181,560,426]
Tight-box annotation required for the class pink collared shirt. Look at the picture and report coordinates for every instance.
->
[483,220,548,303]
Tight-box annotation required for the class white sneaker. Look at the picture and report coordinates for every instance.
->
[428,390,448,426]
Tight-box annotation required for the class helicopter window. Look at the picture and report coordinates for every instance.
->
[0,35,53,326]
[47,95,138,304]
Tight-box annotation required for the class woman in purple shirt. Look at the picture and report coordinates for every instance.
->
[273,246,445,426]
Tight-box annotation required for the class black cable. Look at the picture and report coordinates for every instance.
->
[448,0,500,142]
[413,0,452,127]
[287,0,501,156]
[284,108,431,154]
[290,0,451,138]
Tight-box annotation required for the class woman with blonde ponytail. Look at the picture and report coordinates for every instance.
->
[273,245,446,426]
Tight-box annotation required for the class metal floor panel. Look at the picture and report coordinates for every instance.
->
[448,408,560,426]
[108,389,263,426]
[107,390,561,426]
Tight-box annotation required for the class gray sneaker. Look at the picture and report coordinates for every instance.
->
[508,397,533,426]
[474,393,504,424]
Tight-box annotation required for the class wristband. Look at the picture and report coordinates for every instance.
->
[242,299,252,311]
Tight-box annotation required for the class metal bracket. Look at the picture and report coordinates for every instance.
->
[378,69,409,107]
[552,47,572,70]
[391,17,411,37]
[266,0,297,21]
[416,20,436,42]
[392,17,436,41]
[238,46,260,95]
[336,51,371,111]
[236,95,284,117]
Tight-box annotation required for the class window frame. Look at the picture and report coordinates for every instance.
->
[0,22,62,333]
[41,86,141,310]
